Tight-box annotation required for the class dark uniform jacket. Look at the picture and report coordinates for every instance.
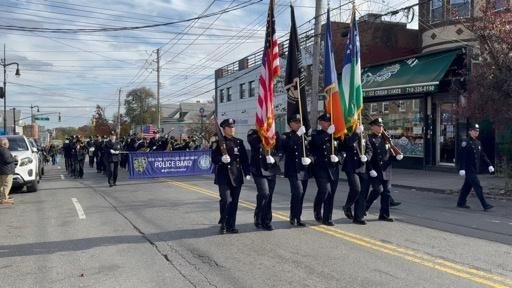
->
[342,133,373,174]
[247,133,281,177]
[93,140,103,157]
[0,146,16,175]
[75,144,87,161]
[105,140,122,162]
[280,131,310,180]
[366,133,395,180]
[310,129,345,180]
[211,136,250,186]
[459,137,491,174]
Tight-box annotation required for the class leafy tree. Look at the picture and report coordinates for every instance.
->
[93,105,112,136]
[53,127,77,140]
[124,87,158,128]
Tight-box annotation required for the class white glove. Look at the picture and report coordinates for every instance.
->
[356,125,364,134]
[360,155,368,162]
[396,154,403,161]
[488,166,495,173]
[327,124,335,134]
[297,126,306,136]
[459,170,465,177]
[245,175,251,181]
[369,170,378,177]
[301,157,311,166]
[266,155,275,164]
[221,155,231,164]
[330,155,339,163]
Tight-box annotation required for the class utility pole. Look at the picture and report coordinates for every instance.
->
[310,0,323,129]
[156,48,161,131]
[12,107,15,134]
[2,44,20,135]
[117,88,121,138]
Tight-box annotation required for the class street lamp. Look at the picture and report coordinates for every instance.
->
[1,45,21,134]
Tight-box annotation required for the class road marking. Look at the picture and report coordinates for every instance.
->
[60,174,65,180]
[491,220,501,223]
[71,198,86,219]
[168,180,512,288]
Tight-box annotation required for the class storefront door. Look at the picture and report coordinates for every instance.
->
[436,102,456,165]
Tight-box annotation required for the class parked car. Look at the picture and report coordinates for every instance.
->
[5,135,40,192]
[28,138,45,178]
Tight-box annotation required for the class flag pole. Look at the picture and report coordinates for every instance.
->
[329,89,335,155]
[296,79,307,158]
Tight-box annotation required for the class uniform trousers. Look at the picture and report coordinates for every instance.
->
[218,183,242,229]
[457,173,489,208]
[345,172,369,221]
[366,178,391,219]
[253,175,276,226]
[314,175,338,222]
[107,161,119,185]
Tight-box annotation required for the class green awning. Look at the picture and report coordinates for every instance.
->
[361,50,458,97]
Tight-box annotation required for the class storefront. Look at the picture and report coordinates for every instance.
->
[361,48,466,170]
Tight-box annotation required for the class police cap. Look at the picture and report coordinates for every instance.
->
[287,114,302,124]
[369,117,384,126]
[317,113,331,122]
[469,123,479,131]
[220,118,236,128]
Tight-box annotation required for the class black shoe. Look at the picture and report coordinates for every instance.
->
[353,219,367,225]
[109,183,114,187]
[322,220,335,226]
[219,225,226,235]
[113,183,117,186]
[296,219,307,227]
[226,227,239,234]
[390,201,402,207]
[457,204,471,209]
[378,217,394,222]
[484,204,494,211]
[254,222,261,229]
[289,218,297,226]
[261,224,273,231]
[343,206,354,220]
[314,215,322,223]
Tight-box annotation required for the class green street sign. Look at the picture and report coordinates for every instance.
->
[34,117,50,121]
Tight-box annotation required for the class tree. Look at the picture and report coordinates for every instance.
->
[76,125,94,138]
[54,127,77,140]
[112,112,131,137]
[124,87,158,129]
[93,105,112,136]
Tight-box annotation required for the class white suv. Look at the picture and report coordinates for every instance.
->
[6,135,40,192]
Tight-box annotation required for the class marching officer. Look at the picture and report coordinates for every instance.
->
[365,118,403,222]
[342,123,373,225]
[457,123,494,211]
[247,129,281,231]
[310,113,345,226]
[280,114,311,227]
[86,136,95,168]
[93,135,103,173]
[211,118,250,234]
[105,132,122,187]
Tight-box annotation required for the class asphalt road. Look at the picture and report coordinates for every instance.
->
[0,164,511,288]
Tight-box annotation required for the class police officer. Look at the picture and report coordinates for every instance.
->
[63,137,72,174]
[93,135,103,173]
[211,118,250,234]
[247,129,281,231]
[73,139,87,179]
[365,118,403,222]
[310,113,345,226]
[457,124,494,211]
[342,123,373,225]
[280,114,311,227]
[86,136,95,168]
[105,132,122,187]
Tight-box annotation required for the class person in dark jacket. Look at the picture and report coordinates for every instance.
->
[105,132,122,187]
[247,129,281,231]
[0,138,16,204]
[73,139,87,179]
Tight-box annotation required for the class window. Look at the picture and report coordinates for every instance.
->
[450,0,470,18]
[413,99,420,112]
[495,0,508,10]
[431,0,443,22]
[382,102,389,113]
[239,83,246,99]
[219,89,224,103]
[399,100,406,112]
[370,103,378,114]
[227,87,232,102]
[248,81,255,97]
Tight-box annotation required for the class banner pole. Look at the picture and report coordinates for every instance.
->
[296,79,307,158]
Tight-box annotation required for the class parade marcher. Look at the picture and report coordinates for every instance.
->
[63,137,72,174]
[457,123,494,211]
[342,123,373,225]
[73,139,87,179]
[86,136,95,168]
[211,118,250,234]
[93,135,103,173]
[247,129,281,231]
[105,132,122,187]
[365,118,403,222]
[280,114,311,227]
[310,113,345,226]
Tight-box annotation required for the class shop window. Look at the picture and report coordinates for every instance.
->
[227,87,232,102]
[431,0,443,22]
[450,0,471,18]
[248,81,255,97]
[240,83,246,99]
[495,0,508,10]
[398,100,406,112]
[382,102,389,113]
[370,103,378,115]
[220,89,225,103]
[413,99,420,112]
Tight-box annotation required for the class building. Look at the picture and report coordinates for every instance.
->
[160,102,214,141]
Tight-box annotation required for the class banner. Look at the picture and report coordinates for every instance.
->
[128,150,212,179]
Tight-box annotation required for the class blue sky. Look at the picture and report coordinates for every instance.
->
[0,0,417,129]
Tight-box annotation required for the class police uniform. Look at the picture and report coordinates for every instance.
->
[342,127,373,225]
[280,114,311,227]
[105,132,122,187]
[365,118,396,221]
[310,113,345,226]
[93,136,103,173]
[73,140,87,179]
[211,118,250,234]
[457,124,494,210]
[248,129,281,231]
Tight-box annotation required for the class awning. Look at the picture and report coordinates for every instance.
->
[361,50,459,97]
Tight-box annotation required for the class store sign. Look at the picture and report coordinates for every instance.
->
[364,84,437,97]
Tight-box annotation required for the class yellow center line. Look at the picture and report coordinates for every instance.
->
[167,180,511,288]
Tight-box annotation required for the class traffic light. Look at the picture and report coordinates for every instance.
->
[58,113,61,122]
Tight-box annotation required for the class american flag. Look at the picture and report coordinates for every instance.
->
[142,124,157,139]
[255,0,279,150]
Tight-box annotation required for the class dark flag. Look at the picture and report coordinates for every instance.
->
[284,4,310,132]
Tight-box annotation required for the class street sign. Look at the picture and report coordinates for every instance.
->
[34,117,50,121]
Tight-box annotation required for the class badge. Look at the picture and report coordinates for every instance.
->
[461,141,467,147]
[234,147,239,154]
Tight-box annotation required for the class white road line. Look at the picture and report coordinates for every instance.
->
[490,220,501,223]
[57,166,61,169]
[71,198,86,219]
[60,174,65,180]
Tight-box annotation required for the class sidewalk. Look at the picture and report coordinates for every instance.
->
[339,168,511,199]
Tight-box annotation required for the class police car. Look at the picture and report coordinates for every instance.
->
[5,135,41,192]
